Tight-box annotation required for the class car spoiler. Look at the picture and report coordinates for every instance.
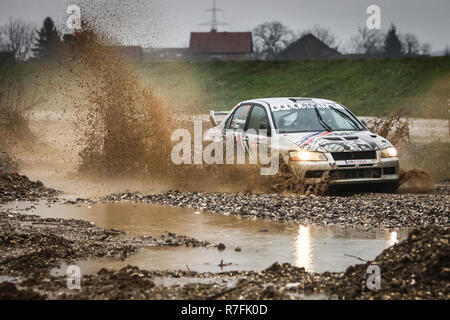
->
[209,110,230,127]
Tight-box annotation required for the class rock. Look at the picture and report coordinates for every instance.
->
[285,282,301,289]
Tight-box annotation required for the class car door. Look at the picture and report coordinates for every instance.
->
[245,104,271,163]
[222,104,252,162]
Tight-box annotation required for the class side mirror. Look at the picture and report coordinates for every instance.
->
[361,119,368,128]
[259,122,271,137]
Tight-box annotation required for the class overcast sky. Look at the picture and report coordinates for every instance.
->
[0,0,449,52]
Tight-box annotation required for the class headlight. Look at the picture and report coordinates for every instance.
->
[289,150,327,161]
[381,147,397,158]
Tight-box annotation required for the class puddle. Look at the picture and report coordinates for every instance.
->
[3,201,408,273]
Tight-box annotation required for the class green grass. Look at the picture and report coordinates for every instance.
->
[2,56,450,118]
[136,57,450,118]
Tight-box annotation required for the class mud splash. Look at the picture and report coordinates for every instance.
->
[367,112,411,145]
[272,162,331,195]
[3,3,442,196]
[68,30,175,178]
[60,25,283,194]
[0,65,41,153]
[398,169,435,193]
[369,113,441,192]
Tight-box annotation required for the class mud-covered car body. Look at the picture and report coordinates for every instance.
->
[208,97,400,185]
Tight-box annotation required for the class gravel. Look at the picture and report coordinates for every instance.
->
[1,226,447,300]
[0,157,448,300]
[102,185,449,230]
[324,226,449,299]
[0,173,59,203]
[0,210,215,278]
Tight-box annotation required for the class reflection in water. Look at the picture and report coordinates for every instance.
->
[294,225,312,271]
[388,231,398,246]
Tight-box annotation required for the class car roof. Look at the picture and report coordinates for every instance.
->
[241,97,338,107]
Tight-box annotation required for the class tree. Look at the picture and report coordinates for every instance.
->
[384,24,403,58]
[350,26,383,55]
[444,46,450,57]
[402,33,420,56]
[420,43,431,56]
[0,18,35,61]
[300,25,340,50]
[253,21,294,60]
[32,17,60,60]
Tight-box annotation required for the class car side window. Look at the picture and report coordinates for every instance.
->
[228,105,251,130]
[247,105,269,132]
[224,114,233,129]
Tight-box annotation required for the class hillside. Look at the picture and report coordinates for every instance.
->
[136,57,450,118]
[1,56,449,118]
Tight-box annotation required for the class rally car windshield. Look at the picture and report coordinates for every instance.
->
[272,106,365,133]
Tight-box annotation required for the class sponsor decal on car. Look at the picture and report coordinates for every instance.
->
[270,103,345,111]
[295,132,321,146]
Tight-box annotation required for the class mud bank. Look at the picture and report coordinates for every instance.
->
[0,169,447,299]
[0,173,59,203]
[0,209,214,279]
[324,226,449,299]
[0,225,447,300]
[102,186,449,230]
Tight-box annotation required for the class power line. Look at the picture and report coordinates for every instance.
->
[198,0,229,32]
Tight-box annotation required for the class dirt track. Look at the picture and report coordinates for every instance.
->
[0,207,447,300]
[0,158,448,300]
[103,185,449,230]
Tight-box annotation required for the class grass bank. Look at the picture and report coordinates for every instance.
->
[1,56,449,118]
[136,57,450,118]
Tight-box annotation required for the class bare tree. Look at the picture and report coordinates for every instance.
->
[402,33,420,56]
[0,18,35,61]
[253,21,294,60]
[420,43,431,55]
[350,26,384,55]
[300,25,340,50]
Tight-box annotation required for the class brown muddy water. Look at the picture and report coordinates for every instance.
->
[2,201,408,274]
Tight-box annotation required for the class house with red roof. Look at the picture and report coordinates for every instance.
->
[189,32,253,61]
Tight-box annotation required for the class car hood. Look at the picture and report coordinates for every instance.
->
[280,130,393,153]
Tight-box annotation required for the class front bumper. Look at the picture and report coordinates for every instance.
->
[291,151,399,185]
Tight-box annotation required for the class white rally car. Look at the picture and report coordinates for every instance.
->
[208,97,400,188]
